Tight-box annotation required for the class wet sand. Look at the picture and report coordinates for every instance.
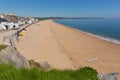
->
[15,20,120,73]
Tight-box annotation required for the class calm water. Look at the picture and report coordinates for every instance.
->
[54,19,120,44]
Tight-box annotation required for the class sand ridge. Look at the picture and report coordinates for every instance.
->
[15,20,120,73]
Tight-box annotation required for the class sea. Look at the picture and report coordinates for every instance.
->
[54,19,120,45]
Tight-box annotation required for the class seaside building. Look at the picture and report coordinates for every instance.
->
[0,13,37,31]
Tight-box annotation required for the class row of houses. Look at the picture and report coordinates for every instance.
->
[18,17,38,26]
[0,13,38,31]
[0,22,19,31]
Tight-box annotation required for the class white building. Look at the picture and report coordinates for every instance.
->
[0,24,6,31]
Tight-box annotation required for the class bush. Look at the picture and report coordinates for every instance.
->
[71,67,98,80]
[0,44,7,51]
[0,64,98,80]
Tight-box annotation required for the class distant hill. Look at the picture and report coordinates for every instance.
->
[0,14,20,22]
[3,15,19,22]
[35,17,104,20]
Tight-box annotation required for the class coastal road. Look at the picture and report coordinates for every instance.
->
[0,30,17,44]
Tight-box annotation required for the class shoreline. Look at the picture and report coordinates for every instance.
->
[15,20,120,73]
[53,20,120,46]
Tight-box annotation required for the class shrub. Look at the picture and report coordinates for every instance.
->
[0,64,98,80]
[71,67,98,80]
[0,44,7,51]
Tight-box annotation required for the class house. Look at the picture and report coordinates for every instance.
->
[0,24,6,31]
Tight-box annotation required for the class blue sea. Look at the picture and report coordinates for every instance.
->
[54,19,120,45]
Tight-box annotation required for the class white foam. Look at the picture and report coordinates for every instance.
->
[75,29,120,45]
[54,20,120,45]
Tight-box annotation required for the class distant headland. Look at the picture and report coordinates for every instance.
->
[35,17,104,20]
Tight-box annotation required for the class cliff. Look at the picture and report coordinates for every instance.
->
[0,46,30,68]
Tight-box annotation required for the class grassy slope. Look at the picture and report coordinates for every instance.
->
[0,64,98,80]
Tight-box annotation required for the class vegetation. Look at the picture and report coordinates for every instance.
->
[0,44,7,51]
[29,59,41,69]
[35,17,104,20]
[0,63,98,80]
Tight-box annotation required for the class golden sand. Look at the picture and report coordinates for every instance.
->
[15,20,120,73]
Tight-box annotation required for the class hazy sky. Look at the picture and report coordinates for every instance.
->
[0,0,120,18]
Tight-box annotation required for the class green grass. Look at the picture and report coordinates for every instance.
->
[0,64,98,80]
[0,44,7,51]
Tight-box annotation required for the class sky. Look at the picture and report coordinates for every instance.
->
[0,0,120,18]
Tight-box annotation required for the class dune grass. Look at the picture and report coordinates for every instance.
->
[0,64,98,80]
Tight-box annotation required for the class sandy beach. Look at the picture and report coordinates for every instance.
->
[15,20,120,73]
